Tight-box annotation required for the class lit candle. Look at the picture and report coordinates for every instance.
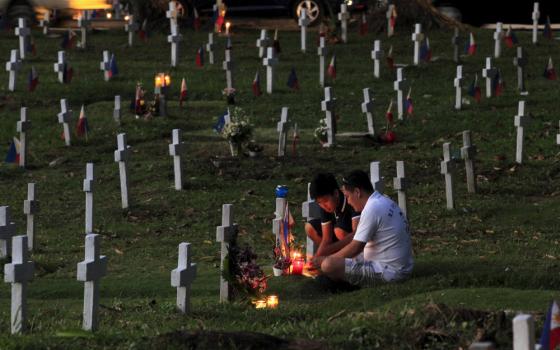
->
[155,75,162,88]
[124,15,130,21]
[253,299,267,309]
[266,295,279,309]
[164,74,171,87]
[225,22,231,36]
[106,12,112,19]
[292,258,304,275]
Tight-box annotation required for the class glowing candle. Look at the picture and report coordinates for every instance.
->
[225,22,231,36]
[106,12,112,19]
[253,299,267,309]
[266,295,279,309]
[292,258,304,275]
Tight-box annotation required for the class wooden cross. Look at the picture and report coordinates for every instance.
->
[223,49,234,90]
[298,9,310,52]
[4,235,34,334]
[77,234,107,331]
[58,99,73,146]
[393,161,408,218]
[206,33,215,64]
[513,47,528,93]
[263,47,278,94]
[461,130,477,193]
[167,22,182,68]
[513,314,535,350]
[361,88,375,136]
[393,68,409,120]
[99,50,111,81]
[532,2,540,44]
[114,133,131,209]
[302,183,320,259]
[317,36,327,87]
[0,206,17,258]
[386,4,395,37]
[411,23,424,66]
[124,15,138,47]
[17,107,31,167]
[23,183,39,251]
[83,163,94,234]
[53,51,67,84]
[276,107,289,157]
[321,87,336,147]
[216,204,238,303]
[440,142,455,210]
[171,242,197,314]
[454,65,463,110]
[113,95,121,124]
[77,12,89,49]
[39,11,50,35]
[481,57,497,98]
[451,27,461,63]
[6,49,21,92]
[338,4,350,43]
[15,18,30,60]
[493,22,503,58]
[370,161,384,193]
[169,129,186,190]
[371,40,383,79]
[256,29,271,58]
[514,101,530,164]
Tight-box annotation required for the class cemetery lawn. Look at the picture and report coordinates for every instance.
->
[1,22,560,349]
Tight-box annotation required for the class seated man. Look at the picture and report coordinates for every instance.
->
[305,173,361,257]
[316,169,413,287]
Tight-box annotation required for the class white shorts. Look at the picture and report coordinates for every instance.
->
[344,253,405,287]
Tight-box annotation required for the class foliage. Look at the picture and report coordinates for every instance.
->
[222,245,268,299]
[220,106,254,145]
[313,118,329,144]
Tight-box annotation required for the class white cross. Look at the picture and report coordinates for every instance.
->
[370,161,384,193]
[113,95,121,124]
[393,68,409,120]
[83,163,94,234]
[481,57,497,98]
[299,9,310,52]
[171,242,197,313]
[124,15,138,47]
[166,1,179,27]
[23,183,39,251]
[411,23,424,66]
[276,107,289,157]
[371,40,383,79]
[57,99,73,146]
[206,33,215,64]
[361,88,375,136]
[338,4,350,43]
[461,130,477,193]
[5,49,21,92]
[77,234,107,331]
[263,47,278,94]
[386,4,395,37]
[453,65,463,110]
[532,2,540,44]
[17,107,31,168]
[169,129,186,190]
[114,133,131,209]
[216,204,238,303]
[513,47,528,93]
[317,36,327,87]
[557,121,560,145]
[393,161,408,218]
[321,87,336,147]
[168,22,182,68]
[493,22,503,58]
[514,101,530,164]
[256,29,271,58]
[15,18,30,60]
[513,314,535,350]
[4,235,34,334]
[302,182,320,259]
[440,142,455,210]
[53,51,67,84]
[77,12,89,49]
[100,50,111,81]
[223,49,234,90]
[451,27,461,63]
[0,206,17,258]
[39,11,50,35]
[272,194,287,249]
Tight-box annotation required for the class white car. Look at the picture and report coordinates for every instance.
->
[0,0,110,24]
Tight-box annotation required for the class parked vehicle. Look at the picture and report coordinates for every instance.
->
[0,0,110,25]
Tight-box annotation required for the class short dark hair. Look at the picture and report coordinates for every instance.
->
[342,170,373,193]
[309,173,339,199]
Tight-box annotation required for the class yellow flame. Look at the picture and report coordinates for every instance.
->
[68,0,111,10]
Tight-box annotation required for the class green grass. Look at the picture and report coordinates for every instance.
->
[0,19,560,349]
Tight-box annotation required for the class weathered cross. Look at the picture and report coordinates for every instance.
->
[166,1,179,26]
[223,49,234,90]
[361,88,375,136]
[411,23,424,66]
[15,18,30,60]
[321,87,336,147]
[77,233,107,331]
[393,68,409,120]
[370,161,384,193]
[386,4,395,37]
[39,11,50,35]
[167,22,182,67]
[276,107,289,157]
[5,49,21,92]
[53,51,67,84]
[461,130,477,193]
[171,242,197,314]
[440,142,455,210]
[99,50,111,81]
[514,100,530,164]
[512,314,535,350]
[272,191,287,249]
[557,121,560,145]
[298,9,310,52]
[83,163,94,234]
[124,15,138,47]
[451,27,461,63]
[393,161,408,218]
[16,107,31,167]
[493,22,503,58]
[371,39,383,79]
[216,204,238,303]
[453,65,463,110]
[114,133,131,209]
[77,12,89,48]
[481,57,497,98]
[513,47,528,93]
[532,2,540,44]
[0,206,17,258]
[169,129,186,190]
[206,33,215,64]
[23,183,39,251]
[338,4,350,43]
[58,99,73,146]
[113,95,121,124]
[263,47,278,94]
[317,36,327,87]
[256,29,271,58]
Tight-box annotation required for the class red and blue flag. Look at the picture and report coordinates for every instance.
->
[539,300,560,350]
[287,67,299,90]
[5,137,20,164]
[28,66,38,92]
[252,70,262,97]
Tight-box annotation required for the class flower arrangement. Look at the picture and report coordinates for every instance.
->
[221,107,254,156]
[314,118,329,144]
[273,246,292,276]
[223,245,268,299]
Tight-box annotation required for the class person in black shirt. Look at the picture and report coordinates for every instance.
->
[306,173,361,257]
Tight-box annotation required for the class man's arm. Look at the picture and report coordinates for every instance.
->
[315,222,333,257]
[332,239,366,259]
[316,231,354,256]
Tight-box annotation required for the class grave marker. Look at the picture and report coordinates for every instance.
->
[370,161,384,193]
[272,192,287,249]
[16,107,31,167]
[298,9,310,52]
[124,15,138,47]
[514,101,530,164]
[256,29,271,58]
[461,130,477,193]
[4,235,34,334]
[0,206,16,258]
[371,40,383,78]
[512,314,535,350]
[338,4,350,43]
[513,47,528,93]
[263,47,278,94]
[99,50,111,81]
[321,87,336,147]
[77,13,89,49]
[216,204,238,302]
[83,163,94,234]
[166,0,179,27]
[57,99,73,146]
[77,234,107,331]
[493,22,503,58]
[23,183,39,251]
[481,57,498,98]
[223,49,234,90]
[5,49,21,92]
[317,36,327,87]
[451,27,461,63]
[206,33,215,64]
[113,95,121,124]
[411,23,424,66]
[168,129,186,190]
[277,107,289,157]
[39,11,50,35]
[302,183,321,259]
[53,51,67,84]
[361,88,375,136]
[171,242,197,313]
[532,2,540,44]
[114,133,131,209]
[386,4,396,37]
[393,68,409,120]
[557,121,560,145]
[440,142,455,210]
[15,18,30,60]
[453,65,463,110]
[168,22,182,67]
[393,161,408,218]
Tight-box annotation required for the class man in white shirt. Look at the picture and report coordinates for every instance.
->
[315,170,414,287]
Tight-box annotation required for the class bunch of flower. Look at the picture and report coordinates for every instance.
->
[314,118,329,144]
[221,107,254,146]
[273,246,292,271]
[224,245,267,298]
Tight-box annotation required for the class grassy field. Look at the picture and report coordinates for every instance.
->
[0,17,559,349]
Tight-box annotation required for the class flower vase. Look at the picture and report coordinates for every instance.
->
[272,267,283,277]
[229,142,241,157]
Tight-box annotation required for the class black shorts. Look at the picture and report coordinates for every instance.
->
[308,218,339,242]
